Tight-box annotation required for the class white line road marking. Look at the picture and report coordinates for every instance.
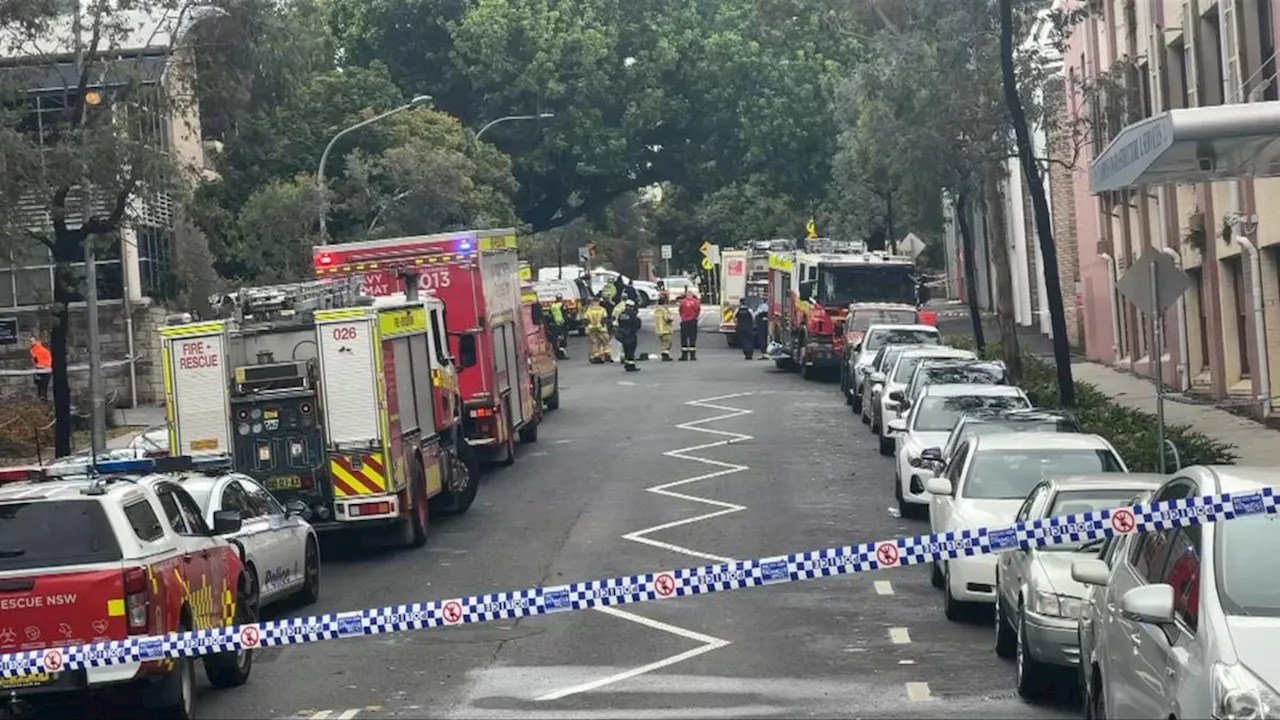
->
[905,682,935,702]
[300,710,367,719]
[874,580,893,595]
[889,627,911,644]
[542,392,753,700]
[536,607,731,701]
[336,711,362,720]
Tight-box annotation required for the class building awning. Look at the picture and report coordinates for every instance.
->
[1089,101,1280,193]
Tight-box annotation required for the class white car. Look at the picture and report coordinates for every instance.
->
[861,342,932,428]
[888,384,1032,517]
[661,277,700,299]
[1072,467,1280,720]
[994,474,1164,700]
[875,346,976,455]
[180,472,321,612]
[925,432,1128,620]
[844,324,940,414]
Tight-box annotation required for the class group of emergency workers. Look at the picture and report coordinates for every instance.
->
[544,275,703,372]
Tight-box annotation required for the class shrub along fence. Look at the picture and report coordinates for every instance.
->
[947,338,1237,472]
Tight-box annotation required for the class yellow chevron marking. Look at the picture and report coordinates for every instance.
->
[331,461,379,496]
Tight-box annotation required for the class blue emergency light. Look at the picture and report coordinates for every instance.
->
[41,454,232,479]
[458,239,473,252]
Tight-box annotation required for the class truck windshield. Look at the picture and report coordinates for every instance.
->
[818,266,915,307]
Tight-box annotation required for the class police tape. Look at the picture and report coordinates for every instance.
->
[2,485,1275,677]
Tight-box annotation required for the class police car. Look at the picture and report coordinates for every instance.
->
[179,472,321,612]
[0,456,253,719]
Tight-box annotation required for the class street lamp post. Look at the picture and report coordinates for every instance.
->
[316,95,432,245]
[474,113,555,141]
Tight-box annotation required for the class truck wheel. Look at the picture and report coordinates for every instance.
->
[143,616,196,719]
[499,424,517,466]
[519,419,539,443]
[544,373,561,411]
[801,363,816,381]
[431,439,479,516]
[726,334,738,348]
[408,460,429,548]
[205,583,254,689]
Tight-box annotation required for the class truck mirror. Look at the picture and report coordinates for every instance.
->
[458,333,478,369]
[798,280,816,300]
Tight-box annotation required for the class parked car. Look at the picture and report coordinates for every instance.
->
[937,408,1085,465]
[902,359,1014,412]
[888,384,1032,517]
[875,347,977,453]
[843,324,940,413]
[661,277,700,299]
[994,474,1164,699]
[861,342,938,428]
[126,424,171,457]
[1072,466,1280,720]
[926,432,1128,620]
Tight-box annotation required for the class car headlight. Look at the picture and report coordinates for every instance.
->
[1214,663,1280,720]
[1029,590,1082,619]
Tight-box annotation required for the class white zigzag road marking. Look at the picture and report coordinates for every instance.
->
[540,392,754,701]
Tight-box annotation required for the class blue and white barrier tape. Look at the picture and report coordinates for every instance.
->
[2,486,1274,678]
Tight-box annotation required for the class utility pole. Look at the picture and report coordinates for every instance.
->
[75,0,106,455]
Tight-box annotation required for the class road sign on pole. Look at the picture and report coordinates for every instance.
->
[577,246,590,264]
[708,244,721,265]
[701,257,713,271]
[660,244,672,260]
[899,232,926,259]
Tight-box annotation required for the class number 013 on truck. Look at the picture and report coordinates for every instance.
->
[159,280,478,550]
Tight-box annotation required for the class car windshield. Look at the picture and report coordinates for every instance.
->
[866,329,939,351]
[961,450,1126,500]
[182,483,216,512]
[1043,490,1146,550]
[817,266,917,306]
[914,395,1029,432]
[1218,513,1280,617]
[0,500,123,572]
[894,355,935,383]
[924,364,1006,387]
[850,309,917,331]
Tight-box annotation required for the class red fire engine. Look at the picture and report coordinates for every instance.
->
[313,229,540,465]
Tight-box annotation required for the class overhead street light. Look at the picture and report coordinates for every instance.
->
[316,95,432,244]
[475,113,555,141]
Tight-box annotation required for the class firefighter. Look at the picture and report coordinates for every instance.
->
[583,296,610,363]
[616,299,642,372]
[653,292,675,361]
[677,289,701,361]
[754,300,770,360]
[734,298,756,360]
[610,293,628,362]
[548,294,568,359]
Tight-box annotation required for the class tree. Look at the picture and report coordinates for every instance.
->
[0,0,232,455]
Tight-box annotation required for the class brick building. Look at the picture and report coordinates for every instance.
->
[1066,0,1280,417]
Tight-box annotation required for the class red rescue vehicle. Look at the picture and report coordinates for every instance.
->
[313,229,540,465]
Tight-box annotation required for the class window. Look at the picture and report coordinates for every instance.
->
[961,449,1126,500]
[1259,0,1278,101]
[220,482,254,518]
[1230,257,1250,377]
[1159,528,1201,631]
[124,499,165,542]
[0,500,123,572]
[243,480,283,517]
[173,489,209,535]
[1217,514,1280,617]
[913,394,1031,432]
[156,489,188,534]
[1130,480,1195,579]
[1200,9,1225,106]
[1015,484,1046,522]
[946,444,970,486]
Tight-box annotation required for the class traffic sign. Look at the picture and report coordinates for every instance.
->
[577,246,590,264]
[898,233,926,259]
[701,257,713,271]
[1116,248,1193,315]
[660,244,672,260]
[707,244,721,264]
[699,241,711,256]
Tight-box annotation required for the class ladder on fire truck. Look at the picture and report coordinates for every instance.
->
[233,278,364,321]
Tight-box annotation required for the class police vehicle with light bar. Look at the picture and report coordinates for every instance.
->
[0,455,253,719]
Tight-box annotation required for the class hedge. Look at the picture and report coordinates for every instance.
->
[946,338,1238,472]
[0,400,54,460]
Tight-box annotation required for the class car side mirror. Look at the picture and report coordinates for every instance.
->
[1026,391,1040,406]
[888,390,904,402]
[925,477,953,496]
[1119,584,1175,624]
[212,509,242,535]
[870,372,886,385]
[920,447,944,463]
[284,499,307,518]
[1071,559,1111,587]
[852,342,862,352]
[458,333,478,369]
[886,418,907,433]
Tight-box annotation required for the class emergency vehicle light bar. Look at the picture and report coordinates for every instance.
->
[37,454,233,479]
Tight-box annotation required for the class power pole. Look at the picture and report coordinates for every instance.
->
[74,0,107,455]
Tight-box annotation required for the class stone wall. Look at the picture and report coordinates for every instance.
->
[0,301,168,407]
[1047,104,1083,348]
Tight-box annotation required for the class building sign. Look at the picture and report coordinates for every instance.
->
[1090,114,1175,194]
[0,318,17,345]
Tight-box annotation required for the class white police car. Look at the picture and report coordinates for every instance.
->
[178,469,320,613]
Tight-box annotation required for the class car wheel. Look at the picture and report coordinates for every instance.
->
[840,367,851,404]
[994,587,1016,659]
[943,565,968,621]
[1015,604,1049,699]
[878,432,894,456]
[851,389,862,414]
[931,560,944,589]
[297,536,321,605]
[1087,667,1106,720]
[206,579,255,690]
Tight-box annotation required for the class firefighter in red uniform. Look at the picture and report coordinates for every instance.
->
[677,290,701,361]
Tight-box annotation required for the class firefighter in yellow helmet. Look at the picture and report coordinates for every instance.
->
[653,292,675,361]
[582,295,610,363]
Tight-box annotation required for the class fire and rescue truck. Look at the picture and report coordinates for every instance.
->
[767,239,919,379]
[159,279,478,549]
[718,243,776,344]
[312,229,541,466]
[520,281,561,412]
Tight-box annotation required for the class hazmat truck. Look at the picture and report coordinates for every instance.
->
[312,229,542,466]
[159,280,479,548]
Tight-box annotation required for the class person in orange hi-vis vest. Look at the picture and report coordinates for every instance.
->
[29,335,52,401]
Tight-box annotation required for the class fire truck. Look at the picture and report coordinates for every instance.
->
[159,279,478,549]
[312,229,541,466]
[767,239,919,379]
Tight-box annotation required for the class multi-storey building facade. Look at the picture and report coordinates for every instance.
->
[1068,0,1280,416]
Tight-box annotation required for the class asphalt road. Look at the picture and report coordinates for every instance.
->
[165,315,1077,719]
